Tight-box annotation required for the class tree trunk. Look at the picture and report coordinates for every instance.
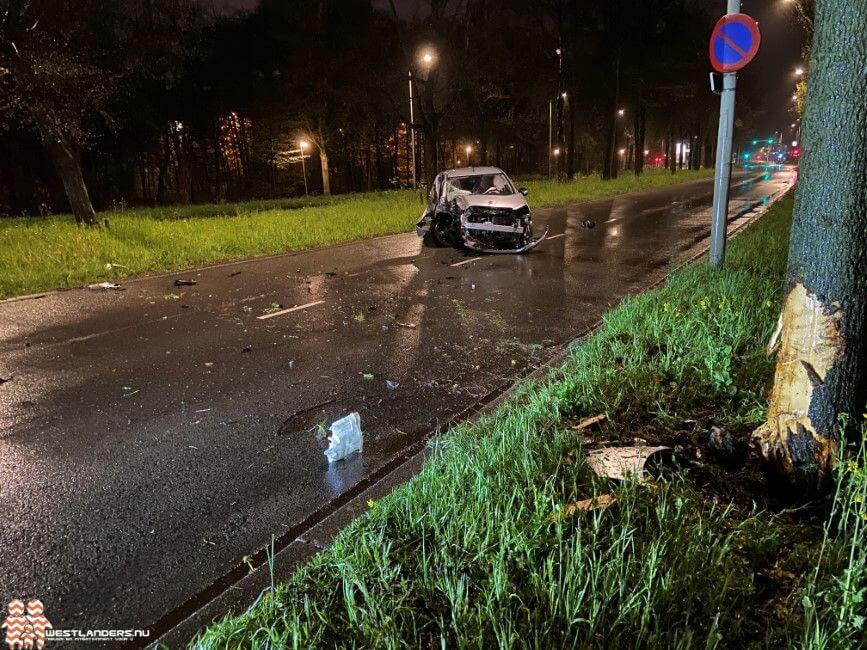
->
[753,0,867,487]
[319,147,331,196]
[41,133,97,225]
[633,104,646,176]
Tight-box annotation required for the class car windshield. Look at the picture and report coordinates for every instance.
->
[445,173,514,200]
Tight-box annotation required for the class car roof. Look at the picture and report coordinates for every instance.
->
[442,166,507,178]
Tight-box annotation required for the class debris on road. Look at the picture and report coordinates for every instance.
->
[572,413,606,431]
[396,321,417,329]
[88,282,124,291]
[164,293,182,301]
[242,345,252,353]
[385,379,400,390]
[586,445,669,480]
[362,372,374,381]
[582,219,597,229]
[174,279,197,287]
[262,302,284,315]
[324,412,363,463]
[277,398,337,436]
[549,494,617,521]
[0,375,12,385]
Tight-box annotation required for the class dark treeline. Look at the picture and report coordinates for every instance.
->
[0,0,740,222]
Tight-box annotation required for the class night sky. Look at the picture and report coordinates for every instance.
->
[217,0,807,139]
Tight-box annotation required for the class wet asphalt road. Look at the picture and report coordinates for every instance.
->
[0,170,792,639]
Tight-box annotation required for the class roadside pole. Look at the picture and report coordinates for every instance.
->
[709,0,741,268]
[409,71,417,189]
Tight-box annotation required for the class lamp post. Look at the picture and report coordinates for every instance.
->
[465,145,472,166]
[409,49,436,188]
[298,140,309,196]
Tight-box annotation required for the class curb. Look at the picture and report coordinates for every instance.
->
[150,179,790,649]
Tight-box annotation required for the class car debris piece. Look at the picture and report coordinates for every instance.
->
[549,494,617,521]
[586,446,670,480]
[385,380,399,390]
[416,166,547,253]
[174,278,197,287]
[88,282,124,291]
[572,413,606,431]
[324,412,363,463]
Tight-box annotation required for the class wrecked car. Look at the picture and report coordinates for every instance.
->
[416,166,547,253]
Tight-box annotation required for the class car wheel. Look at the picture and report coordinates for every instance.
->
[430,216,455,248]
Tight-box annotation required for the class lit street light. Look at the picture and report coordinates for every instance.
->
[795,66,805,75]
[617,108,625,117]
[298,140,309,196]
[465,145,473,165]
[553,147,561,156]
[409,48,436,188]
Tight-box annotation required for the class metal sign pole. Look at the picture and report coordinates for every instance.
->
[709,0,741,268]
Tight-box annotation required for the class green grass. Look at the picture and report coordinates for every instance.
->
[193,195,866,647]
[193,194,867,647]
[0,168,713,298]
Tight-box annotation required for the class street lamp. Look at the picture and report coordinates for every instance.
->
[465,145,472,165]
[298,140,309,196]
[795,66,805,76]
[617,108,625,117]
[409,48,437,189]
[553,147,561,156]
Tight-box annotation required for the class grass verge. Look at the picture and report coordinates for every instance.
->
[192,194,867,648]
[0,168,713,298]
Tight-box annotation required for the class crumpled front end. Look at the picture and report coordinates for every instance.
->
[459,205,546,253]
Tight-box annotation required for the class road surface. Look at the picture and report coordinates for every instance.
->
[0,169,792,641]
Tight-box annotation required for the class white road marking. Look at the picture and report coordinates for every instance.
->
[257,300,326,320]
[450,256,483,268]
[546,233,566,240]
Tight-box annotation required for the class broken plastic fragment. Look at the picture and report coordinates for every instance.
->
[585,446,669,480]
[386,380,399,390]
[88,282,124,291]
[549,494,617,521]
[324,412,363,463]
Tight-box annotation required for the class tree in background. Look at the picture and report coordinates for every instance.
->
[0,0,113,224]
[753,0,867,487]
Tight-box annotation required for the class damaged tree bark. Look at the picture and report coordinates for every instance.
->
[753,0,867,488]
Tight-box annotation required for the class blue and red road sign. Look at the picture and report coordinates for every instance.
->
[709,13,761,73]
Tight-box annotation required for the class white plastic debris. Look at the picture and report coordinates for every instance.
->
[586,446,669,480]
[88,282,124,291]
[324,412,363,463]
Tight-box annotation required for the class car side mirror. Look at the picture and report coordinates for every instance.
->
[519,187,529,196]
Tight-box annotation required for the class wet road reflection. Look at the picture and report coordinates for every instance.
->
[0,169,794,635]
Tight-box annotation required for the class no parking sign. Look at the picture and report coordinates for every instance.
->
[709,13,761,73]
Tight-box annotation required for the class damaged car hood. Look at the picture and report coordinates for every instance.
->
[455,194,527,211]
